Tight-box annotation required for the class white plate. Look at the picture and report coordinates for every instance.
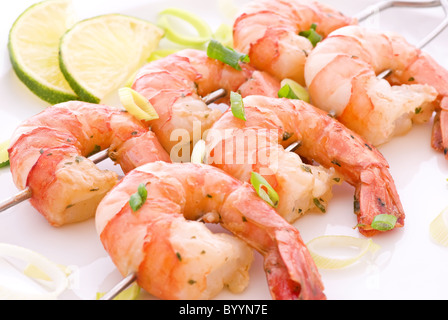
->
[1,0,448,300]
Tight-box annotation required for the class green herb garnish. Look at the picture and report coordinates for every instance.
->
[371,214,397,231]
[207,39,250,70]
[129,183,148,212]
[299,23,322,47]
[250,172,279,208]
[230,91,246,121]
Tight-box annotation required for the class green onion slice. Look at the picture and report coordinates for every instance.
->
[0,140,10,168]
[278,84,299,100]
[306,235,381,269]
[250,172,279,208]
[430,206,448,246]
[119,87,159,121]
[191,140,206,164]
[0,243,71,299]
[230,91,246,121]
[279,79,310,102]
[299,23,322,47]
[129,183,148,212]
[207,39,249,71]
[157,8,212,46]
[370,214,398,231]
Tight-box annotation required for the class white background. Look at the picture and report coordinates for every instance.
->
[0,0,448,300]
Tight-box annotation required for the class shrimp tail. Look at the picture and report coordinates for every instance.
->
[265,229,326,300]
[431,97,448,158]
[356,166,405,237]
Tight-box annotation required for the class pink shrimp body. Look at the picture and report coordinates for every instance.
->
[233,0,356,86]
[206,96,404,237]
[8,101,170,226]
[305,25,443,147]
[96,161,325,300]
[131,49,280,161]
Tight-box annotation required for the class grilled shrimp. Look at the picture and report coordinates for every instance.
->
[131,49,280,160]
[205,96,404,237]
[8,101,170,226]
[233,0,356,86]
[305,25,444,148]
[96,161,325,300]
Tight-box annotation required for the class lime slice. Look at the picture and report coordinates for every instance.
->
[8,0,79,104]
[59,14,164,103]
[0,140,10,168]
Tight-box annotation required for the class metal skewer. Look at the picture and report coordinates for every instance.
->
[0,89,228,214]
[356,0,448,50]
[355,0,448,78]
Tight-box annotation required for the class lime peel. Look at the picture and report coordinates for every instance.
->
[119,88,159,121]
[430,206,448,246]
[158,7,212,46]
[59,14,164,103]
[306,235,381,270]
[8,0,78,104]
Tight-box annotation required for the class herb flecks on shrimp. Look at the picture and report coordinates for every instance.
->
[8,101,170,226]
[96,161,326,300]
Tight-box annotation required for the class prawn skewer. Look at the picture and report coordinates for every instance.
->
[0,89,227,214]
[305,22,448,151]
[131,49,281,159]
[205,96,405,237]
[5,101,171,226]
[232,0,357,86]
[96,161,326,300]
[99,141,301,301]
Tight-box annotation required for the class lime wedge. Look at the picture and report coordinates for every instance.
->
[59,14,164,103]
[8,0,79,104]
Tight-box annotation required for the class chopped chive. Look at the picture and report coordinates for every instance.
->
[331,159,341,167]
[207,39,249,71]
[282,132,293,141]
[371,214,397,231]
[299,23,322,47]
[313,198,326,213]
[415,107,422,114]
[176,252,182,261]
[301,164,312,173]
[129,183,148,212]
[230,91,246,121]
[250,172,279,208]
[87,145,101,157]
